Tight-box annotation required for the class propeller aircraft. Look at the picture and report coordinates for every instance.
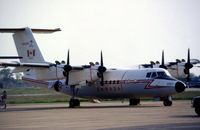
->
[0,27,186,108]
[139,49,200,83]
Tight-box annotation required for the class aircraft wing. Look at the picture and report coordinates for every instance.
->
[0,62,84,72]
[0,62,51,68]
[191,59,200,65]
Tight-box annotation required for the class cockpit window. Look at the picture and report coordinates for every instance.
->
[156,71,174,80]
[157,72,167,77]
[146,71,173,80]
[146,72,151,78]
[151,72,157,78]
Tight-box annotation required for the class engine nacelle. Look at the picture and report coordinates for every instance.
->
[67,66,99,85]
[175,81,186,93]
[53,80,63,92]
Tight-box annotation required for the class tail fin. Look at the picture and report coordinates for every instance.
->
[0,27,60,63]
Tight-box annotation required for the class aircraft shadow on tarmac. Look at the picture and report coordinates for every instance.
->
[98,123,200,130]
[0,104,161,112]
[76,104,161,109]
[170,115,200,118]
[0,106,67,112]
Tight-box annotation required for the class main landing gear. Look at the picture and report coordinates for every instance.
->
[163,96,172,106]
[69,85,80,108]
[129,98,140,106]
[69,99,80,108]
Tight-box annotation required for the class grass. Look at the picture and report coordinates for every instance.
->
[0,87,200,104]
[0,87,69,104]
[1,87,57,95]
[173,91,200,100]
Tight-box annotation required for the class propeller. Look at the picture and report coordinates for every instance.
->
[184,48,193,82]
[159,50,167,70]
[97,51,107,86]
[63,50,72,85]
[53,60,62,92]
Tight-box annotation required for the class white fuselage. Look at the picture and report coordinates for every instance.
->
[21,67,185,99]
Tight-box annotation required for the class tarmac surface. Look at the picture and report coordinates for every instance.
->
[0,101,199,130]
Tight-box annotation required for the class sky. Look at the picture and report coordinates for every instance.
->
[0,0,200,74]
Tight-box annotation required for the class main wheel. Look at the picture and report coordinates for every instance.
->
[74,99,80,107]
[129,98,140,106]
[69,99,80,108]
[195,107,200,116]
[163,100,172,106]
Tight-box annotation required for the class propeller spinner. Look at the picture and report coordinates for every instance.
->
[159,50,167,70]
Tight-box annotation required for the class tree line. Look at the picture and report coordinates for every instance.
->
[0,69,32,88]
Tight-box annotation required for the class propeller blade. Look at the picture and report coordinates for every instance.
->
[100,73,104,86]
[187,69,190,82]
[159,50,167,69]
[66,50,70,85]
[184,48,194,82]
[65,72,69,85]
[67,49,70,65]
[161,50,164,66]
[101,51,103,66]
[98,51,107,86]
[187,48,190,64]
[63,49,72,85]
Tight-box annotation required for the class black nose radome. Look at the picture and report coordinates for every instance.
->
[175,82,186,93]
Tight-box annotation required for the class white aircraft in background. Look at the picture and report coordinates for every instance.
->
[139,50,200,82]
[0,27,186,108]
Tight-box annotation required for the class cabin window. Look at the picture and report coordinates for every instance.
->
[146,72,151,78]
[117,80,120,84]
[105,80,108,84]
[109,81,112,84]
[113,80,116,84]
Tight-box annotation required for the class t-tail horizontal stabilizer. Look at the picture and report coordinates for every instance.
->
[0,56,23,59]
[0,27,61,63]
[0,28,61,34]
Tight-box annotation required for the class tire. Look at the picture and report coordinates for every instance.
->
[69,100,75,108]
[195,107,200,116]
[74,99,80,107]
[69,99,80,108]
[129,99,140,106]
[163,100,172,106]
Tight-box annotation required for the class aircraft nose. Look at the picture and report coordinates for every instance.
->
[175,81,186,93]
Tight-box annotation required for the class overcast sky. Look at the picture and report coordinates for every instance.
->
[0,0,200,73]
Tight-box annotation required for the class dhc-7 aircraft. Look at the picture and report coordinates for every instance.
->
[139,49,200,82]
[0,27,186,108]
